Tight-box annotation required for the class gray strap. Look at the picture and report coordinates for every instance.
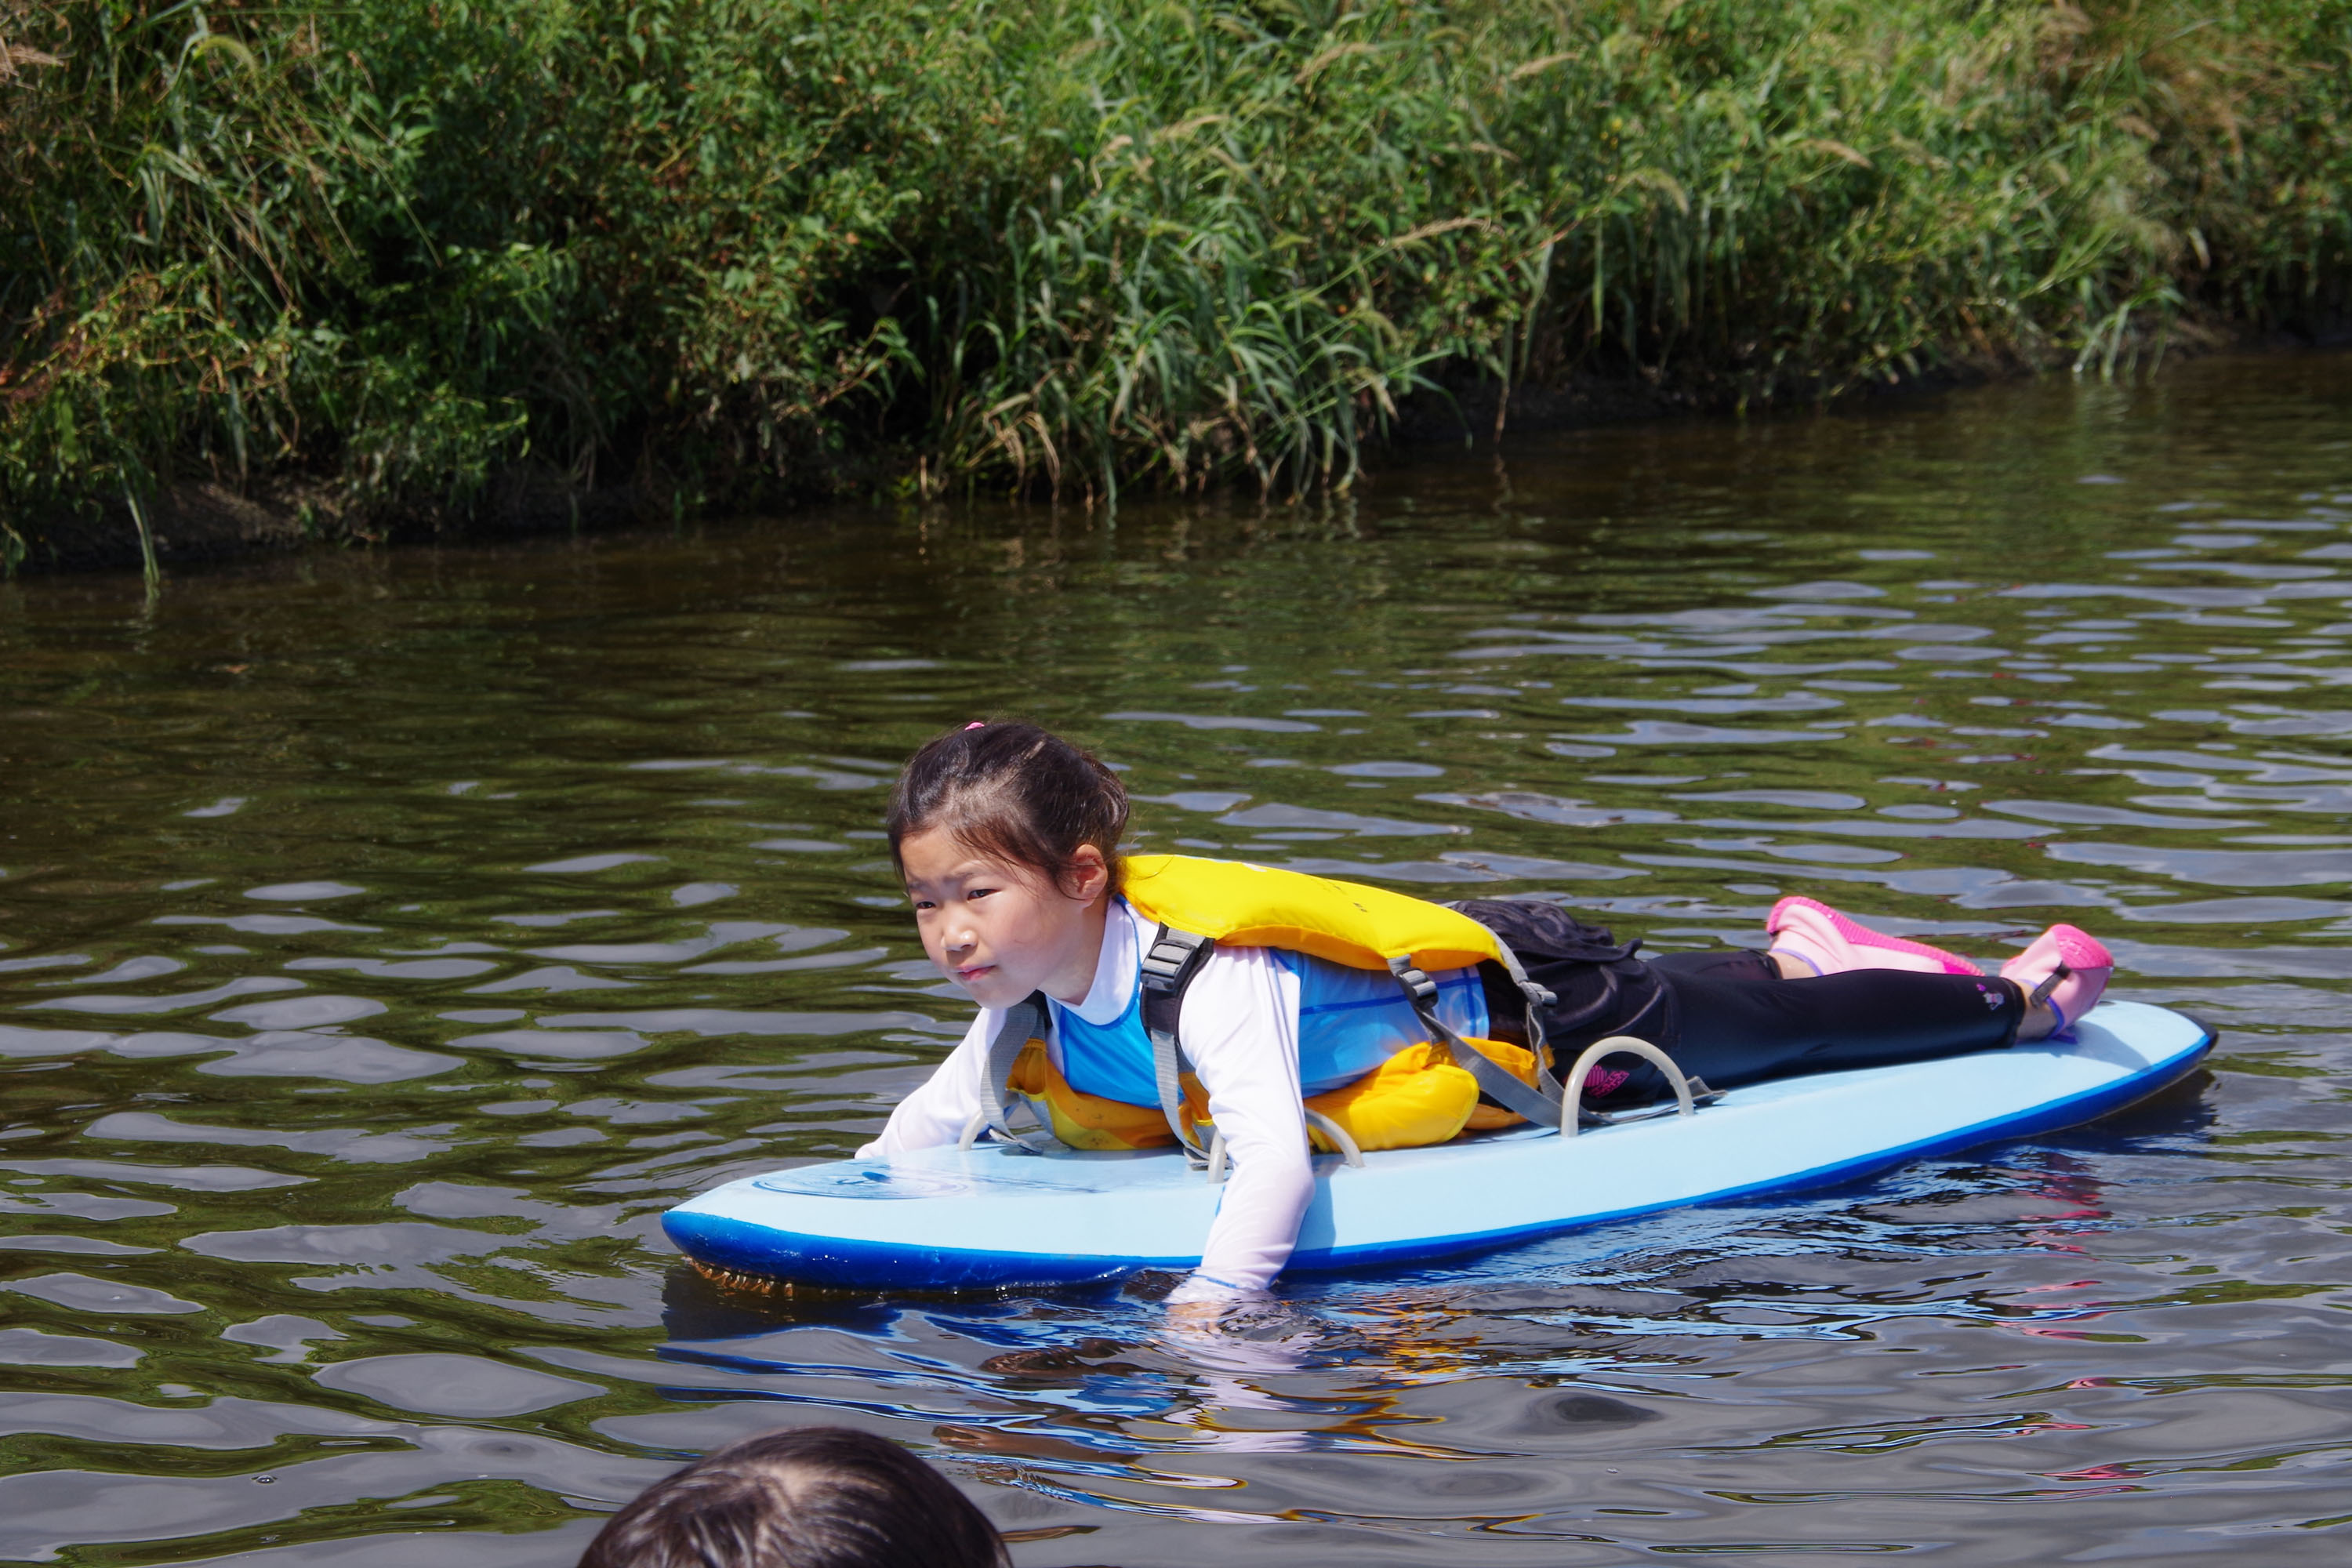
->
[971,993,1064,1155]
[1150,1027,1210,1166]
[1388,954,1568,1130]
[1485,933,1557,1053]
[1143,927,1215,1165]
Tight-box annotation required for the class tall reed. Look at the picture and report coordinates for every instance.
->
[4,0,2347,564]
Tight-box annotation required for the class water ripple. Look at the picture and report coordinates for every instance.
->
[4,354,2352,1562]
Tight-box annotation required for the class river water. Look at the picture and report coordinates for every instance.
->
[4,353,2350,1565]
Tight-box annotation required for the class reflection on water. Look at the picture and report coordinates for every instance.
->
[3,353,2350,1563]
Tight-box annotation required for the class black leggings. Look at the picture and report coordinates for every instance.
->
[1597,949,2024,1102]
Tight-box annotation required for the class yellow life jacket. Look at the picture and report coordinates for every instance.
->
[1120,854,1508,975]
[971,855,1563,1162]
[1007,1031,1544,1153]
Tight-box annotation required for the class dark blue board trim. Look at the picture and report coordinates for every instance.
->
[663,1209,1189,1290]
[664,1032,2211,1292]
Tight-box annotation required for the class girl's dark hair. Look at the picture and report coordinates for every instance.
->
[576,1425,1007,1568]
[887,721,1128,896]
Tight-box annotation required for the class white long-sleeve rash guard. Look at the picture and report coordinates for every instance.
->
[857,899,1310,1304]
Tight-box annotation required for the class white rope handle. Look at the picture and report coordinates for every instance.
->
[1302,1109,1366,1169]
[1560,1036,1693,1137]
[956,1109,989,1152]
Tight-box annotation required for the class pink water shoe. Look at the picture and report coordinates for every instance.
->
[1767,896,1985,978]
[2000,924,2113,1036]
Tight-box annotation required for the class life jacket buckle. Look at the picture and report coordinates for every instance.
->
[1140,930,1210,993]
[1386,955,1439,1001]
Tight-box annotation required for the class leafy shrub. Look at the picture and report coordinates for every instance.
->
[3,0,2347,560]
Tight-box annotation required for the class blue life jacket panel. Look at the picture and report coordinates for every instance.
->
[1051,949,1490,1105]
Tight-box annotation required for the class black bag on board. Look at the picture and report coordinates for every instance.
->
[1450,898,1675,1097]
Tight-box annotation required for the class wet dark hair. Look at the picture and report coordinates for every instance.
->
[575,1425,1007,1568]
[887,720,1127,897]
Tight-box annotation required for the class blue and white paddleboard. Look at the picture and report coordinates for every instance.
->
[663,1000,2211,1291]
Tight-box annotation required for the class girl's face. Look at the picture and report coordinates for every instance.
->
[898,829,1110,1010]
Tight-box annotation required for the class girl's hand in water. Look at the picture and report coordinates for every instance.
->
[1160,1291,1328,1373]
[1165,1298,1225,1332]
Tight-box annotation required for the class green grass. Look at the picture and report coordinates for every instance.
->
[4,0,2350,566]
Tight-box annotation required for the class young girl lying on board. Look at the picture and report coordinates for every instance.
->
[863,722,2111,1308]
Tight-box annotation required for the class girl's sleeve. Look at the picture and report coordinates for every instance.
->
[1163,946,1313,1303]
[855,1010,995,1158]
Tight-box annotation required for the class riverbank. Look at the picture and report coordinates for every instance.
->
[5,0,2348,574]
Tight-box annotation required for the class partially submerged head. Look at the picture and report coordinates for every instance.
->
[887,721,1127,1007]
[575,1425,1007,1568]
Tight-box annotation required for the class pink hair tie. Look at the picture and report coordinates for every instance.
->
[963,721,986,731]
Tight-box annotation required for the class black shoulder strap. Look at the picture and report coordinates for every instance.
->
[1140,924,1216,1163]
